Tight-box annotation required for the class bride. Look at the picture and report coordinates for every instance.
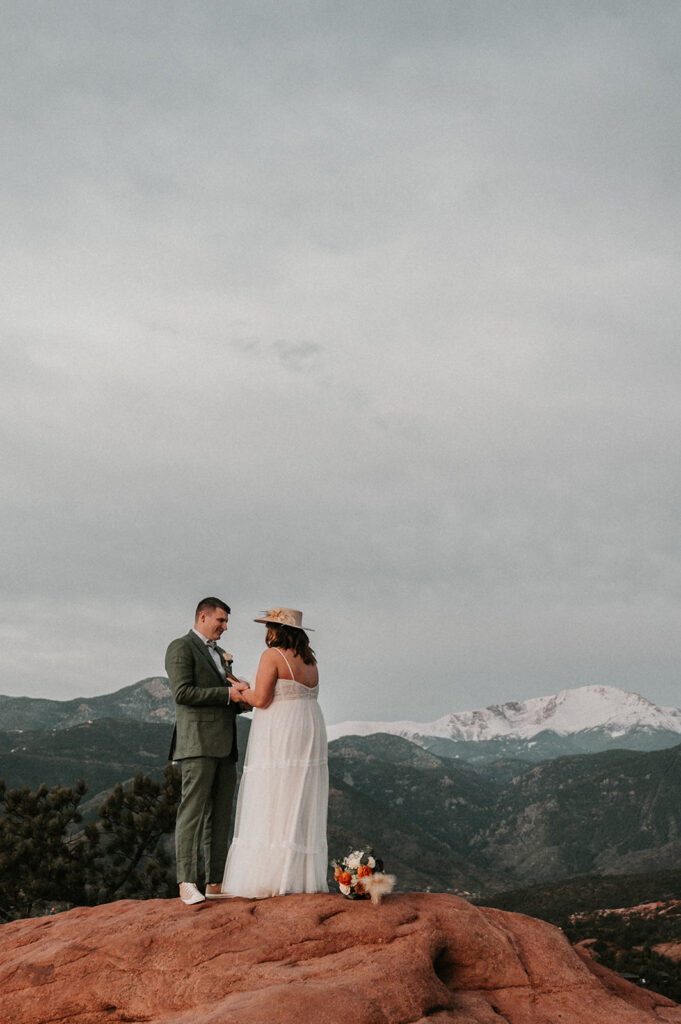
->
[220,607,328,897]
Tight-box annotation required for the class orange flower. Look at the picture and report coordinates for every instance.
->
[339,871,352,885]
[333,865,343,881]
[357,865,373,878]
[354,881,365,895]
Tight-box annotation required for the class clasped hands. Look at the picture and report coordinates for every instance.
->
[228,677,252,703]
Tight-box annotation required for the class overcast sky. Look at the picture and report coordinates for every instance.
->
[2,1,679,726]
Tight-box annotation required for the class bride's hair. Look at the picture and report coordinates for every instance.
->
[266,624,317,664]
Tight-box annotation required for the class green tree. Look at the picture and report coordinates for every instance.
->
[0,766,181,921]
[0,779,95,920]
[92,767,181,902]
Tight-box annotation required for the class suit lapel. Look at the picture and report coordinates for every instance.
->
[187,630,224,680]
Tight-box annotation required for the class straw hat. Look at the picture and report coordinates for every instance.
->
[253,607,314,631]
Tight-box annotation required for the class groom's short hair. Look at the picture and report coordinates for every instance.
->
[195,597,231,620]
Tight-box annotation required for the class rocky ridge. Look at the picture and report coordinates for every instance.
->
[328,685,681,762]
[5,681,681,765]
[329,686,681,743]
[0,677,174,731]
[2,892,680,1024]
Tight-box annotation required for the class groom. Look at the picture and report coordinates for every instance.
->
[166,597,246,905]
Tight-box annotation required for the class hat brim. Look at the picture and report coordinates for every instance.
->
[253,617,314,631]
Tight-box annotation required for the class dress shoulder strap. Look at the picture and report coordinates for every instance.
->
[273,647,295,680]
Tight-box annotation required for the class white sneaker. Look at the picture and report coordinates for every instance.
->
[179,882,205,906]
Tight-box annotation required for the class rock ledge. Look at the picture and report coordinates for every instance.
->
[2,892,680,1023]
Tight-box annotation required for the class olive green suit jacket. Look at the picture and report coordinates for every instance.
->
[166,630,239,761]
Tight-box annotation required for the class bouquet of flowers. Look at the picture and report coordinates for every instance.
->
[332,848,396,905]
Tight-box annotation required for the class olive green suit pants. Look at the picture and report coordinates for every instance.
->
[175,755,237,884]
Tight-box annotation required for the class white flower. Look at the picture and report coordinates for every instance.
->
[346,854,361,870]
[367,856,376,868]
[339,883,351,896]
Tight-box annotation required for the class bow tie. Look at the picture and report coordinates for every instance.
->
[207,641,217,649]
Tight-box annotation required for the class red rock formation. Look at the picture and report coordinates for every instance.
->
[654,944,681,964]
[2,893,680,1024]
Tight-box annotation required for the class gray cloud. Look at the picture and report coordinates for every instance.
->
[1,2,680,726]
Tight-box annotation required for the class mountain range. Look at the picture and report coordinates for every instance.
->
[5,680,681,764]
[327,684,681,762]
[4,679,681,896]
[0,677,174,732]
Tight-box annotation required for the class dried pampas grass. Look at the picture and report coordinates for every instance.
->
[361,872,396,905]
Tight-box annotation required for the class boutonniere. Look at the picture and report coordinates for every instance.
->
[222,651,234,669]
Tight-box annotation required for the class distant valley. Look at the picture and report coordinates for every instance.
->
[3,679,681,897]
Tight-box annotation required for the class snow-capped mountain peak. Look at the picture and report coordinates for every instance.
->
[326,685,681,745]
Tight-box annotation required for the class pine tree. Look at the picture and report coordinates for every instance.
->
[0,765,181,920]
[0,779,95,920]
[93,766,181,901]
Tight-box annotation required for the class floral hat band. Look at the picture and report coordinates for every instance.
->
[253,607,314,631]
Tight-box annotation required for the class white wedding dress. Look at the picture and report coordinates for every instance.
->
[221,650,329,897]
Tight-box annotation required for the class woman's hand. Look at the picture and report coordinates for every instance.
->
[236,686,256,706]
[228,676,249,692]
[226,676,250,704]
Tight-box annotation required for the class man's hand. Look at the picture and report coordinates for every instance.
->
[228,676,249,692]
[228,677,249,702]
